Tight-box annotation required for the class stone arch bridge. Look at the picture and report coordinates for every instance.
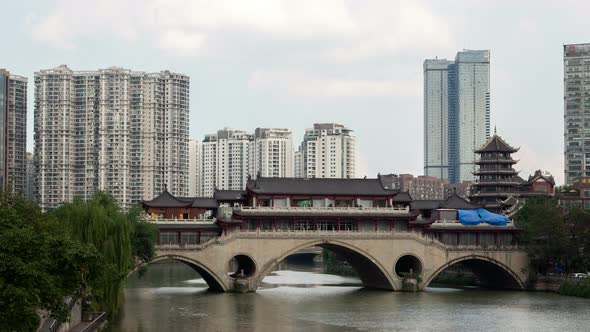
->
[144,230,530,292]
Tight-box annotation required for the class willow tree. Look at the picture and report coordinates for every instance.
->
[0,191,107,331]
[53,192,132,314]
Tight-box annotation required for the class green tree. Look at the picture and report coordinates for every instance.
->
[0,191,108,331]
[515,198,571,274]
[53,192,132,315]
[128,205,158,264]
[565,207,590,272]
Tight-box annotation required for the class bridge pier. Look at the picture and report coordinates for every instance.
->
[230,278,258,292]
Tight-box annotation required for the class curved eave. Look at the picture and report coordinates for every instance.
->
[473,170,518,175]
[142,202,193,208]
[476,159,519,164]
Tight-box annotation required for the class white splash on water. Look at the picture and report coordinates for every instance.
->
[153,287,208,294]
[261,270,361,286]
[183,278,207,285]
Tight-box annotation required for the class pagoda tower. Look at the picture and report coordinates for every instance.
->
[470,134,520,213]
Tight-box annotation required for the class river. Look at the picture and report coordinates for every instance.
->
[107,260,589,332]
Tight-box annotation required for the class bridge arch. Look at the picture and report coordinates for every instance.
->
[131,255,227,292]
[394,253,424,278]
[423,255,525,290]
[256,240,395,291]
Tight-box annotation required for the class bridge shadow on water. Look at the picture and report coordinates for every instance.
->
[426,258,523,290]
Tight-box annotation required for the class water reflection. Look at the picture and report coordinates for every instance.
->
[108,260,590,332]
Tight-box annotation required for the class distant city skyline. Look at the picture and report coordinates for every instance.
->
[3,1,589,185]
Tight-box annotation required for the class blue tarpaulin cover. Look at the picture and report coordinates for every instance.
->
[457,208,509,226]
[458,209,482,225]
[477,208,509,226]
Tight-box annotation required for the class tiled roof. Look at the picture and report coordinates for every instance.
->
[475,135,519,153]
[392,191,413,202]
[214,190,248,201]
[440,193,480,209]
[144,191,218,209]
[246,177,396,196]
[411,200,441,210]
[142,190,192,208]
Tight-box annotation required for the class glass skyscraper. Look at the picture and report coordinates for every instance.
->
[564,43,590,184]
[424,50,490,183]
[424,59,453,180]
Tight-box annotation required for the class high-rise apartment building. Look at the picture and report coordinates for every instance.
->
[200,129,252,197]
[423,59,453,180]
[188,139,201,197]
[0,69,27,194]
[34,65,189,210]
[297,123,356,179]
[251,128,293,178]
[564,44,590,184]
[198,127,295,196]
[25,152,34,201]
[423,50,490,183]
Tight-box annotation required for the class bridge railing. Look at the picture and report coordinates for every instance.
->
[155,229,524,253]
[156,229,448,251]
[147,218,217,224]
[238,206,410,213]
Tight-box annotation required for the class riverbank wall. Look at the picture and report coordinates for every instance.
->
[528,276,590,298]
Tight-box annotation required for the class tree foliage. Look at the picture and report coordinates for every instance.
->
[52,192,158,315]
[515,197,590,274]
[127,206,158,264]
[0,192,107,331]
[53,192,133,314]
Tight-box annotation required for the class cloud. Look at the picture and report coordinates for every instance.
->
[248,68,420,98]
[28,0,452,60]
[515,144,563,185]
[157,30,207,56]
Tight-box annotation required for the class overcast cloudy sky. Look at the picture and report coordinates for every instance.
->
[3,0,589,184]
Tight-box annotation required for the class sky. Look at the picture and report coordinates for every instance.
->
[2,0,588,185]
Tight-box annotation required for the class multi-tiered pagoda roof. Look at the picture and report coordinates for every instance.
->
[470,134,521,212]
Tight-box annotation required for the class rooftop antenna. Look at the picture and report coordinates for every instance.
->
[494,126,497,135]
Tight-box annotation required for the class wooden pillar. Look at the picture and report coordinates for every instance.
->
[494,232,498,246]
[374,219,377,232]
[197,231,201,244]
[476,233,480,245]
[177,231,182,245]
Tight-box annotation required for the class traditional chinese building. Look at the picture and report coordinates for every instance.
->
[142,190,221,245]
[230,177,416,233]
[557,176,590,209]
[142,177,518,247]
[470,134,521,212]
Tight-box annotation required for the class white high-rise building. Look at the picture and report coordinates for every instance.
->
[34,65,189,210]
[251,128,293,178]
[200,129,252,197]
[298,123,356,179]
[188,139,201,197]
